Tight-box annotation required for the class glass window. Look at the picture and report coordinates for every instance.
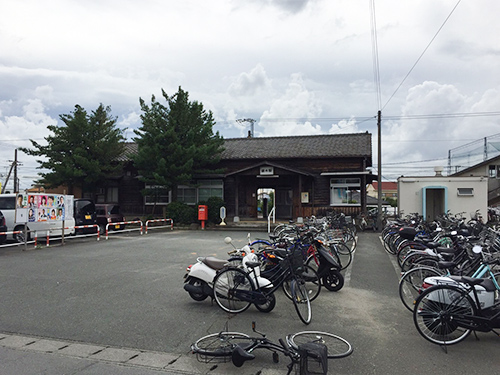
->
[178,186,197,205]
[457,188,474,196]
[106,187,119,203]
[145,186,171,205]
[197,180,223,202]
[489,165,496,178]
[330,178,361,205]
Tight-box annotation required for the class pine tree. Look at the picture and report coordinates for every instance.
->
[133,87,224,203]
[21,104,125,195]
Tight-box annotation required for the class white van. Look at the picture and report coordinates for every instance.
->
[0,193,75,242]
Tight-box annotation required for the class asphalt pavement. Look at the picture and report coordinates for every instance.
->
[0,229,498,374]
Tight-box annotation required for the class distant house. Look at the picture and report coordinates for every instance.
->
[451,154,500,207]
[367,181,398,200]
[92,133,375,221]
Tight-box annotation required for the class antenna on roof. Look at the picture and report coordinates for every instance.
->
[236,118,255,137]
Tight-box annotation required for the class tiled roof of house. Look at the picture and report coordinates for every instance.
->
[221,133,372,160]
[118,132,372,162]
[371,181,398,190]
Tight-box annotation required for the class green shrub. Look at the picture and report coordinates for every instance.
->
[166,201,196,225]
[198,197,226,224]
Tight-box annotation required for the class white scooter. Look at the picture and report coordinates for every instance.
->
[183,236,272,302]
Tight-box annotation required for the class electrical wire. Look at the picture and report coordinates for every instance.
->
[382,0,463,110]
[370,0,382,110]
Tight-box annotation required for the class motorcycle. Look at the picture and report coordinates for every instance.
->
[306,237,344,292]
[183,237,276,312]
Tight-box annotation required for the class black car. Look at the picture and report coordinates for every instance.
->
[95,204,125,234]
[73,199,97,234]
[0,210,7,244]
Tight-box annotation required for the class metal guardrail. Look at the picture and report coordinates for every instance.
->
[145,218,174,234]
[0,218,174,248]
[103,220,143,240]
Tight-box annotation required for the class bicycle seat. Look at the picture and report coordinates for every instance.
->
[435,246,457,254]
[245,260,261,269]
[458,276,497,292]
[202,257,228,270]
[231,345,255,367]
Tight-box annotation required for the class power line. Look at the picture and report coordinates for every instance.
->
[370,0,382,110]
[382,0,462,110]
[383,111,500,120]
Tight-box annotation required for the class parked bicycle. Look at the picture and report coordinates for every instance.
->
[412,246,500,346]
[213,238,315,324]
[191,321,353,375]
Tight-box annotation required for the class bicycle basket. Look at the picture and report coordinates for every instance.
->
[289,248,305,273]
[298,342,328,375]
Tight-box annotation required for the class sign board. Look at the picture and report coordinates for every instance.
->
[219,206,227,225]
[301,192,309,204]
[15,193,74,224]
[260,166,274,176]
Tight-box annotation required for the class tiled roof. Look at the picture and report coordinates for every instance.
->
[117,142,138,162]
[371,182,398,190]
[221,133,372,160]
[118,132,372,161]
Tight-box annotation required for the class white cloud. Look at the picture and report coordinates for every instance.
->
[258,73,323,136]
[328,118,359,134]
[1,0,500,185]
[228,64,272,97]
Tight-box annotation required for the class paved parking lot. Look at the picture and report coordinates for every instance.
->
[0,229,498,374]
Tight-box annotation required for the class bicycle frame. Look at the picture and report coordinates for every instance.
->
[437,281,500,332]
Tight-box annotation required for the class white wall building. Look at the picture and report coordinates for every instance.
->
[398,175,488,222]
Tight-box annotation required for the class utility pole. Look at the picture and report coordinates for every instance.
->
[377,110,382,231]
[13,149,18,193]
[2,149,21,194]
[236,118,255,137]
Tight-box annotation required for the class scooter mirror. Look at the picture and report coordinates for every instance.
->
[224,237,233,244]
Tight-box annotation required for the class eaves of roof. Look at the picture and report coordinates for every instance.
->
[225,160,314,177]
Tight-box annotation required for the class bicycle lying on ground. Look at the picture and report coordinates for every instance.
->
[191,321,353,375]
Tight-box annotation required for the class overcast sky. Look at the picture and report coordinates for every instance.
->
[1,0,499,190]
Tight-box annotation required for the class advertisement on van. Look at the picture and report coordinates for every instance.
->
[15,193,74,224]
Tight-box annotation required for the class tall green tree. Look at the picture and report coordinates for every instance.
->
[21,104,125,195]
[133,87,224,202]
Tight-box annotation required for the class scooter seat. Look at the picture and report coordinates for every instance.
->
[202,257,229,270]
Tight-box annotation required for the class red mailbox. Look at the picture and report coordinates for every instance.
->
[198,205,208,229]
[198,205,208,221]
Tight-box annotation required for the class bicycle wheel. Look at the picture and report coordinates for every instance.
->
[329,243,352,270]
[397,243,424,268]
[213,267,254,314]
[413,284,475,345]
[342,231,356,251]
[283,264,321,302]
[287,331,353,359]
[250,239,274,253]
[191,332,251,358]
[398,267,441,312]
[291,277,312,324]
[254,291,276,313]
[400,252,430,273]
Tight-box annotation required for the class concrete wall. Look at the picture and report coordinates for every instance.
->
[398,176,488,222]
